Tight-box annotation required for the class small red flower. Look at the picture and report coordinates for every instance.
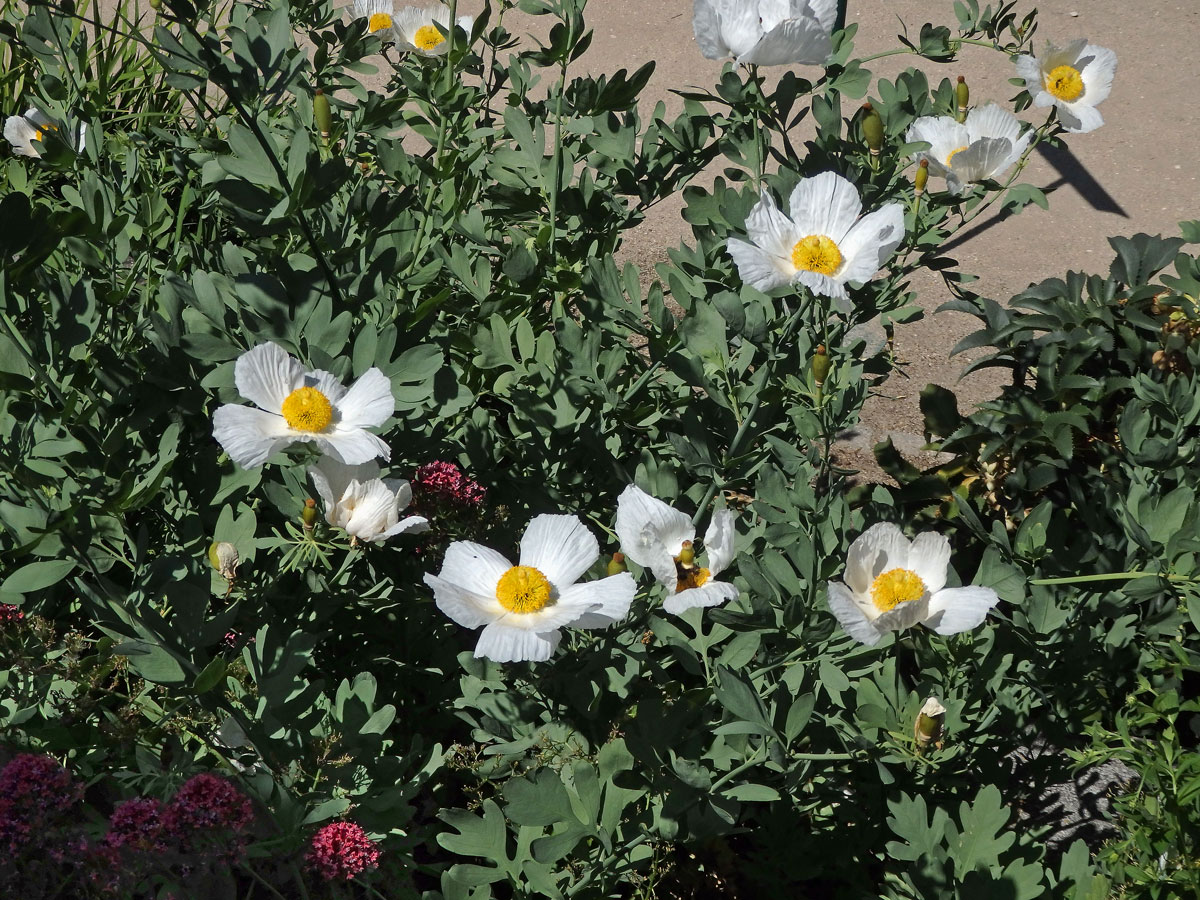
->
[107,797,168,852]
[306,820,381,882]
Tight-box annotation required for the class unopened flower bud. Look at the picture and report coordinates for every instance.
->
[809,344,831,386]
[955,76,969,123]
[915,159,929,197]
[314,89,332,139]
[302,497,318,531]
[677,540,696,567]
[607,552,627,576]
[861,103,884,153]
[208,542,239,581]
[149,0,161,8]
[914,696,946,753]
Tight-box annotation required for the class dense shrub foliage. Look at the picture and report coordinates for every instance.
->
[1,0,1196,897]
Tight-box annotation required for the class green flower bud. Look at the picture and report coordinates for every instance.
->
[861,103,884,152]
[915,159,929,197]
[809,344,831,386]
[955,76,969,123]
[914,696,946,754]
[302,497,318,531]
[149,0,161,9]
[208,541,239,581]
[314,89,332,138]
[607,552,627,576]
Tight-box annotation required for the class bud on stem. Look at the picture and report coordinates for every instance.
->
[302,497,318,532]
[914,696,946,754]
[914,159,929,198]
[314,89,332,141]
[208,542,239,582]
[607,552,627,576]
[861,103,884,171]
[955,76,969,123]
[809,344,831,387]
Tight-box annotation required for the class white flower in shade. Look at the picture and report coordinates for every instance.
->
[354,0,397,41]
[212,342,394,469]
[614,485,738,615]
[693,0,837,66]
[308,458,428,543]
[1014,39,1117,134]
[826,522,1002,646]
[726,171,905,310]
[394,3,474,56]
[906,104,1033,195]
[5,108,86,158]
[424,514,635,663]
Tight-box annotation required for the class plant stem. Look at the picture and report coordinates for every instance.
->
[1032,571,1196,586]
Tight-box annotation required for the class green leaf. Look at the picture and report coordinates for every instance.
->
[193,657,227,694]
[948,784,1014,875]
[0,559,76,595]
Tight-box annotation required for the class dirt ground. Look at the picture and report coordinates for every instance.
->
[93,0,1200,472]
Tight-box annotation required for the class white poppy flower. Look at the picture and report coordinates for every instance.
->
[1014,39,1117,134]
[5,108,86,158]
[693,0,837,66]
[726,171,905,310]
[354,0,397,41]
[614,485,738,615]
[826,522,1001,646]
[906,104,1032,195]
[308,458,428,543]
[394,3,474,56]
[212,342,394,469]
[424,514,635,663]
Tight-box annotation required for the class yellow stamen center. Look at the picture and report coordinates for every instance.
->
[33,124,57,143]
[676,564,711,593]
[1045,64,1084,102]
[367,12,393,33]
[280,386,333,432]
[496,565,553,614]
[791,235,843,277]
[413,24,445,51]
[870,568,926,612]
[945,145,969,166]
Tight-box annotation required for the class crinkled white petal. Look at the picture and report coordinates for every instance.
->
[474,622,560,662]
[739,15,831,66]
[826,581,885,645]
[614,485,694,589]
[314,428,391,465]
[336,368,394,429]
[519,514,599,588]
[1058,103,1103,134]
[663,579,738,615]
[802,0,838,33]
[788,171,863,244]
[923,586,1001,635]
[234,342,305,412]
[844,522,909,595]
[905,116,968,174]
[692,0,729,58]
[727,238,793,293]
[744,189,801,261]
[434,540,511,602]
[4,112,41,158]
[907,531,950,596]
[212,404,294,467]
[1077,44,1117,106]
[558,573,636,628]
[424,572,496,629]
[834,202,905,285]
[703,508,736,576]
[310,459,381,512]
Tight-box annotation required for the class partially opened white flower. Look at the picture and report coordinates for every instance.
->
[906,104,1032,195]
[212,342,394,469]
[693,0,837,66]
[826,522,1001,646]
[5,108,86,158]
[1014,39,1117,134]
[614,485,738,615]
[309,458,428,543]
[354,0,397,41]
[726,171,905,310]
[424,514,635,662]
[394,3,473,56]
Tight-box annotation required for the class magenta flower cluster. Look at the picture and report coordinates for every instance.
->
[0,753,81,852]
[166,772,255,833]
[306,820,382,881]
[0,603,24,625]
[413,460,486,508]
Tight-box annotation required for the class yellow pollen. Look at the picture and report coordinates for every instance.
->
[280,386,333,433]
[413,24,445,51]
[791,234,843,277]
[367,12,393,32]
[1045,64,1084,102]
[870,568,926,612]
[945,145,969,165]
[675,565,711,593]
[496,565,553,614]
[33,124,57,143]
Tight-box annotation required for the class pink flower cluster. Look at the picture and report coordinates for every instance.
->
[306,820,381,882]
[0,604,24,625]
[0,753,80,852]
[413,460,486,509]
[106,797,168,852]
[167,772,254,833]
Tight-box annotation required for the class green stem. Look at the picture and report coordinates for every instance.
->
[547,7,575,290]
[241,865,289,900]
[1032,571,1196,586]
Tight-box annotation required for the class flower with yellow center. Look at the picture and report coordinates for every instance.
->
[826,522,1002,646]
[5,108,87,159]
[693,0,837,67]
[1014,38,1117,134]
[906,104,1032,196]
[353,0,397,41]
[212,342,395,469]
[424,514,635,663]
[308,458,428,544]
[394,4,474,57]
[614,485,739,615]
[726,171,905,311]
